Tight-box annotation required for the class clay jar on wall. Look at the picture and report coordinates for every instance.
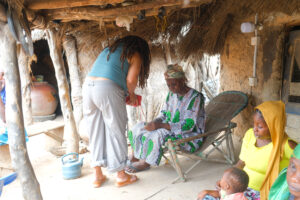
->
[31,81,58,116]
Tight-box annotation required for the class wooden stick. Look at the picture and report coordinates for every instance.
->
[0,22,43,200]
[167,139,185,182]
[173,123,237,146]
[27,0,125,10]
[45,0,212,21]
[62,36,83,132]
[18,46,33,125]
[46,28,80,154]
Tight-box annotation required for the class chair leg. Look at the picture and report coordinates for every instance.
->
[225,129,236,164]
[167,139,185,183]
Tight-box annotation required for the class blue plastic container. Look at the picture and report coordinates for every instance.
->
[0,172,18,196]
[61,153,83,180]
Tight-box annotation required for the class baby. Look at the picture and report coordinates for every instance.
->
[198,167,249,200]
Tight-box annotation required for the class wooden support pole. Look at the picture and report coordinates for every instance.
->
[62,36,83,132]
[46,28,79,154]
[18,46,33,126]
[0,22,43,199]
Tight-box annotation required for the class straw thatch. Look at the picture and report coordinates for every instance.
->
[3,0,300,60]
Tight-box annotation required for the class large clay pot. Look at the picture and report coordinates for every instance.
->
[31,82,58,116]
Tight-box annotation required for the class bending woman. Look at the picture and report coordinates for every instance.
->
[83,35,151,187]
[126,64,205,172]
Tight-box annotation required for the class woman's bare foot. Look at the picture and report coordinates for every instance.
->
[125,160,150,173]
[93,166,106,188]
[93,176,107,188]
[115,170,138,187]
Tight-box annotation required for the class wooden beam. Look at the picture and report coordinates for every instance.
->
[46,28,80,154]
[27,0,124,10]
[45,0,212,21]
[0,22,43,200]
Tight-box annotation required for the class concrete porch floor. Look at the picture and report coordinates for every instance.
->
[1,135,233,200]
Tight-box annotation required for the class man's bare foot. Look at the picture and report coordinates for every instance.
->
[125,161,150,173]
[129,154,139,163]
[115,170,138,187]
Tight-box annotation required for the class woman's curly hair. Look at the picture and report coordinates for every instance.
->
[107,35,151,89]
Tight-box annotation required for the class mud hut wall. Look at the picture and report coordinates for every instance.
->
[220,20,286,138]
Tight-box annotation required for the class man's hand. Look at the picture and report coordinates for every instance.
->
[144,122,170,131]
[144,122,159,131]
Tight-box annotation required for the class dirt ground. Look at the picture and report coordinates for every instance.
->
[1,134,233,200]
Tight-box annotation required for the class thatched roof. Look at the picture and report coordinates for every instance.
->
[2,0,300,60]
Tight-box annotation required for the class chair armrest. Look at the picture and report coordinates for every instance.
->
[173,122,237,146]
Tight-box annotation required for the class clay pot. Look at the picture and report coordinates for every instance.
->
[31,82,58,116]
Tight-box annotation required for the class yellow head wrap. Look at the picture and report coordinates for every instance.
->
[256,101,288,200]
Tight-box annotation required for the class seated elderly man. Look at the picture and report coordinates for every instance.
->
[126,64,205,173]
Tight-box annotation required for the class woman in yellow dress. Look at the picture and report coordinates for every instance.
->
[198,101,297,200]
[235,101,297,200]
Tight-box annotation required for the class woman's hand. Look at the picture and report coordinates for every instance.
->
[288,139,298,150]
[234,159,245,169]
[126,93,139,106]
